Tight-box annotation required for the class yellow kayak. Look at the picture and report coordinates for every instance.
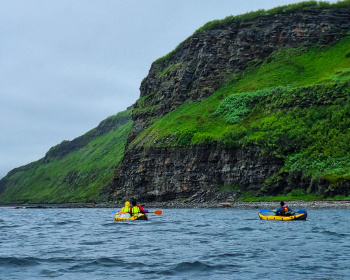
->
[113,213,149,221]
[259,211,307,221]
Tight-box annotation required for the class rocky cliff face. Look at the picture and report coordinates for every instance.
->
[110,7,350,202]
[112,146,284,202]
[131,8,350,140]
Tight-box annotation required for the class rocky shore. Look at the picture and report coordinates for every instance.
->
[141,200,350,209]
[2,200,350,210]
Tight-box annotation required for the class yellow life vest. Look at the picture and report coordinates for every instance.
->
[132,205,141,215]
[121,206,130,212]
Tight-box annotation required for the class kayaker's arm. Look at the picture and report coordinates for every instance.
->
[275,207,283,215]
[138,205,148,213]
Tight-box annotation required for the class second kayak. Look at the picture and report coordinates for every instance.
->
[259,211,307,221]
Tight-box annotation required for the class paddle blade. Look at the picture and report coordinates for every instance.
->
[297,210,307,214]
[259,209,272,213]
[153,210,162,215]
[111,210,126,214]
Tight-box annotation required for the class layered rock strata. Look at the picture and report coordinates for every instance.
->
[131,8,350,140]
[110,7,350,202]
[112,146,284,202]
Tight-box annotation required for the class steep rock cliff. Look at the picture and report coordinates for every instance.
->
[111,4,350,202]
[113,145,284,202]
[131,7,350,140]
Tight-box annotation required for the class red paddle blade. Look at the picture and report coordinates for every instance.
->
[153,210,162,215]
[118,211,127,214]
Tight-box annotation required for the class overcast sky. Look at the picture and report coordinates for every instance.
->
[0,0,339,179]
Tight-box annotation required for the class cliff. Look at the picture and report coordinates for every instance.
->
[0,110,132,203]
[1,1,350,205]
[111,2,350,203]
[130,4,350,141]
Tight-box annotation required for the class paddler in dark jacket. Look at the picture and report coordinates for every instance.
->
[275,201,293,216]
[130,200,148,215]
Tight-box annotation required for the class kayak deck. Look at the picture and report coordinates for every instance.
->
[259,212,307,221]
[114,213,149,221]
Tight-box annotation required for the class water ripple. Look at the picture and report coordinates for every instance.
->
[0,256,40,267]
[1,208,350,279]
[237,226,255,231]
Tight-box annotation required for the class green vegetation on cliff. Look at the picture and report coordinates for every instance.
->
[0,110,132,204]
[156,0,350,63]
[1,1,350,204]
[130,36,350,196]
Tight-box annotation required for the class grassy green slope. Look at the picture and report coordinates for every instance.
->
[130,36,350,196]
[0,110,132,204]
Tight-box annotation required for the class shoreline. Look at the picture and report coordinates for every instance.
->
[1,200,350,209]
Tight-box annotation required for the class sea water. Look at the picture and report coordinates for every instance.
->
[1,207,350,279]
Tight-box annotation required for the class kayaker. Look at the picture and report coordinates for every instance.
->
[275,201,293,216]
[130,200,148,216]
[120,201,131,213]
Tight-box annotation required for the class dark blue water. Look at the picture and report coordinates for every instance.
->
[1,207,350,279]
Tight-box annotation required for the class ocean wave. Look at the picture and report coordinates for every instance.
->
[320,230,349,237]
[79,240,106,246]
[237,226,256,231]
[0,256,40,267]
[53,220,82,226]
[1,208,350,279]
[154,260,230,277]
[169,261,210,273]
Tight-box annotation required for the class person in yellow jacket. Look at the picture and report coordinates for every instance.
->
[120,201,131,213]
